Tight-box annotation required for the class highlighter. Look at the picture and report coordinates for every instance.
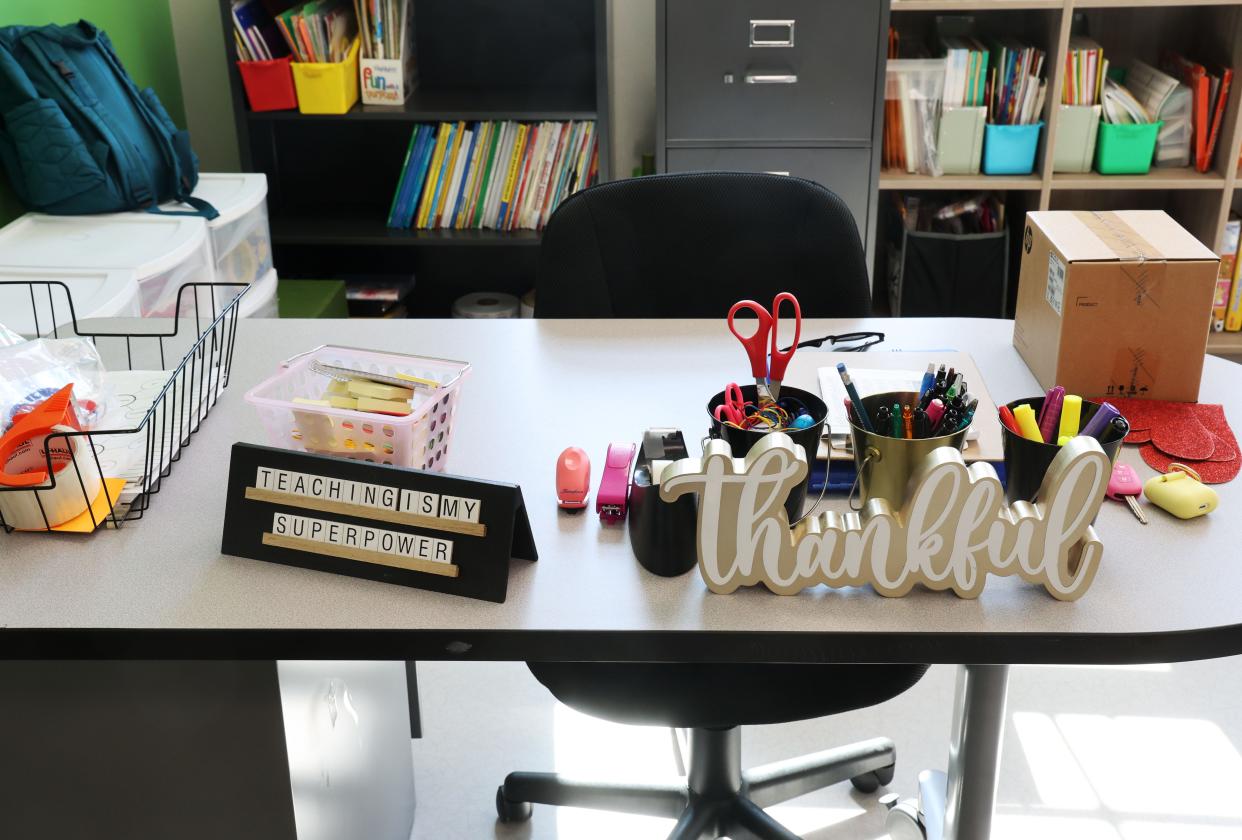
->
[1037,386,1065,443]
[1059,395,1082,440]
[998,405,1020,435]
[1013,404,1043,442]
[1080,402,1121,441]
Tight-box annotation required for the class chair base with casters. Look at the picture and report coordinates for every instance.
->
[496,662,928,839]
[497,726,894,839]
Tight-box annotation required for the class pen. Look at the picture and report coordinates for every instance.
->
[1059,395,1082,439]
[875,404,892,433]
[935,364,947,388]
[957,398,979,431]
[1107,415,1129,443]
[1080,402,1121,440]
[891,402,902,438]
[914,407,930,438]
[998,405,1020,435]
[902,405,913,439]
[918,364,935,401]
[927,398,946,428]
[836,363,873,432]
[1038,386,1065,443]
[1013,403,1044,442]
[933,408,959,437]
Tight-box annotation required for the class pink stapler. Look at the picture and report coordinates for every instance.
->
[596,442,636,523]
[556,446,591,510]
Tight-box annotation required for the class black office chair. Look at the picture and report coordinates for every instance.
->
[499,173,927,839]
[535,171,873,317]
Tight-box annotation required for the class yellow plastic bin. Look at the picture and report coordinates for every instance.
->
[291,38,360,115]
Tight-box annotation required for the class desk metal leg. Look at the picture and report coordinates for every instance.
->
[884,664,1009,840]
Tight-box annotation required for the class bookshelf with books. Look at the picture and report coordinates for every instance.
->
[220,0,608,316]
[884,1,1242,357]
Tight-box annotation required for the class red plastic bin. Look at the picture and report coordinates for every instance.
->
[237,56,297,112]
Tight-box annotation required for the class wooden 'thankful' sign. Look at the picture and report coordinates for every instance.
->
[221,443,536,603]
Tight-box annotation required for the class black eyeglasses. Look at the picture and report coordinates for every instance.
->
[780,331,885,353]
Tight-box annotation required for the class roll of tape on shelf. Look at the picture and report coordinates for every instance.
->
[451,292,520,319]
[0,423,100,530]
[520,289,535,319]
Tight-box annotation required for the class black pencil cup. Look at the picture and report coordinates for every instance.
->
[1002,397,1129,504]
[628,430,699,577]
[706,384,827,520]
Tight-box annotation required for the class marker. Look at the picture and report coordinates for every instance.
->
[998,405,1020,435]
[918,364,935,401]
[1057,435,1071,446]
[927,398,946,428]
[891,402,902,438]
[902,405,914,439]
[1058,395,1082,440]
[1013,403,1044,442]
[914,407,930,438]
[875,405,892,432]
[1037,386,1065,443]
[1108,415,1129,442]
[1080,402,1121,441]
[946,373,964,400]
[956,399,978,432]
[836,363,873,432]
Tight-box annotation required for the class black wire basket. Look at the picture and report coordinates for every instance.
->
[0,281,247,533]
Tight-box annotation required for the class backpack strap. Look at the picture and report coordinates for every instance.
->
[146,196,219,220]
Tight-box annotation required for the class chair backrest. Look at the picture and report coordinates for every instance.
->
[535,172,871,317]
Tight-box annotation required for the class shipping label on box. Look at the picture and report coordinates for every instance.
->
[1013,210,1218,402]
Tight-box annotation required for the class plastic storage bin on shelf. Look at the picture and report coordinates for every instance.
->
[237,55,298,111]
[0,214,211,318]
[0,267,140,336]
[291,38,360,115]
[1053,105,1101,173]
[982,122,1043,175]
[245,345,471,471]
[1096,121,1162,175]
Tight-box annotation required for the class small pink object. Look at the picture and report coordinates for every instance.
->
[596,442,636,523]
[927,398,945,427]
[556,446,591,510]
[1106,462,1143,501]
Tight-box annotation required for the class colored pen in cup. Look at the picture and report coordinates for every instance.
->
[837,363,874,432]
[957,398,978,432]
[1038,386,1065,443]
[998,405,1020,435]
[927,398,946,428]
[914,407,930,438]
[918,364,935,401]
[902,405,914,439]
[891,402,902,438]
[1059,395,1082,440]
[875,404,892,432]
[1080,402,1121,441]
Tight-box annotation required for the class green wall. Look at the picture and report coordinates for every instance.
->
[0,0,185,224]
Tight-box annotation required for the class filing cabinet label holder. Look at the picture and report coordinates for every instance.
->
[659,433,1109,601]
[222,443,536,603]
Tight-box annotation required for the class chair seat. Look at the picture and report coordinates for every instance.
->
[528,663,929,729]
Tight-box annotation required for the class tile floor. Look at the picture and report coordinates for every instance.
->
[408,657,1242,839]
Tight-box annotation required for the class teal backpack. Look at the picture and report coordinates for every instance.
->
[0,20,216,218]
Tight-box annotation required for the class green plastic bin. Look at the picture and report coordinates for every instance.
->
[1095,121,1162,175]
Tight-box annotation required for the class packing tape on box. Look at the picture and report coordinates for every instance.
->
[0,423,100,530]
[452,292,520,319]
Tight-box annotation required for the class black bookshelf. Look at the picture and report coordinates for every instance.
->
[220,0,610,317]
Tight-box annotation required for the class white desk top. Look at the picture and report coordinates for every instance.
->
[3,318,1241,664]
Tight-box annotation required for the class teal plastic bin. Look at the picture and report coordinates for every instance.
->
[982,122,1043,175]
[1095,121,1162,175]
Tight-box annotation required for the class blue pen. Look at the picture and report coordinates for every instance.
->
[918,363,935,401]
[837,363,874,432]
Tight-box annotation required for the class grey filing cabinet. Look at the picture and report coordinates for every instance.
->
[656,0,891,289]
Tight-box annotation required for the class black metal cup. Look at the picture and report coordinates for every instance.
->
[707,384,828,520]
[1002,396,1129,504]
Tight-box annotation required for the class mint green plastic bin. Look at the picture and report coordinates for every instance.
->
[1095,121,1162,175]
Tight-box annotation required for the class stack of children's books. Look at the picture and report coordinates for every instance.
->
[387,120,599,231]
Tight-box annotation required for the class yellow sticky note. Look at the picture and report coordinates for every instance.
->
[357,396,413,416]
[347,379,415,401]
[328,395,359,410]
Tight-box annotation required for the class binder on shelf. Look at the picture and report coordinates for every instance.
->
[291,37,360,114]
[1052,105,1101,174]
[359,0,415,105]
[937,106,986,175]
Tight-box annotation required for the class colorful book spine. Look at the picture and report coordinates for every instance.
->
[1215,216,1241,331]
[415,123,450,229]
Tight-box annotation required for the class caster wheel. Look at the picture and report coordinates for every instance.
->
[850,763,895,793]
[883,799,927,840]
[496,786,533,823]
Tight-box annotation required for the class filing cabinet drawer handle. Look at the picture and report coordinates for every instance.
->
[750,19,795,48]
[745,73,798,84]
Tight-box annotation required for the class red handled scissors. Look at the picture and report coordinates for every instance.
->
[713,382,747,425]
[727,292,802,402]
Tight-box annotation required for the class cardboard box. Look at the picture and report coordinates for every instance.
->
[1013,210,1218,402]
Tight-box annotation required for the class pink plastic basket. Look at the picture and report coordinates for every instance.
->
[245,345,470,471]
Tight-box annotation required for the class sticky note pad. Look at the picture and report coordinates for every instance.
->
[328,396,359,410]
[357,397,413,416]
[348,379,415,401]
[293,398,331,406]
